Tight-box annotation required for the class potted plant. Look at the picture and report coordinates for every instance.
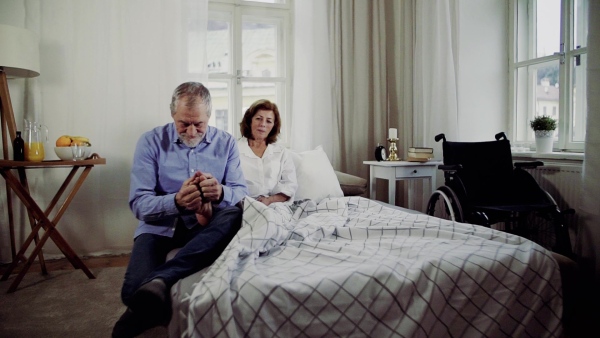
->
[530,115,556,153]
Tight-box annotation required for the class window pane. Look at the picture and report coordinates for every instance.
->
[207,81,232,134]
[242,18,280,77]
[515,60,560,142]
[207,18,231,74]
[516,0,562,61]
[571,53,587,142]
[574,0,588,49]
[536,0,561,57]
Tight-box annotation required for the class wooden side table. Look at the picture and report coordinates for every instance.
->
[0,155,106,293]
[363,160,442,211]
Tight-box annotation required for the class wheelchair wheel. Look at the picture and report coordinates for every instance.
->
[518,191,573,257]
[426,186,464,222]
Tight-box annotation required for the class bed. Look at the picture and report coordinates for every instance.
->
[168,147,565,337]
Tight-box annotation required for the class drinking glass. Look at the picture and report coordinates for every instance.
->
[71,144,86,161]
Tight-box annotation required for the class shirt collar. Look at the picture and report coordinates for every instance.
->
[238,137,279,157]
[238,137,253,156]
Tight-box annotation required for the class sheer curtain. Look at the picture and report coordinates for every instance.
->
[413,0,459,158]
[290,0,335,155]
[0,0,208,262]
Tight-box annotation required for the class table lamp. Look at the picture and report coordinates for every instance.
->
[0,23,40,157]
[0,24,40,261]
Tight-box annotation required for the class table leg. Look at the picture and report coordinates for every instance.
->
[0,167,96,293]
[17,167,47,274]
[388,179,396,206]
[407,180,415,210]
[426,177,433,209]
[369,167,376,200]
[4,180,17,260]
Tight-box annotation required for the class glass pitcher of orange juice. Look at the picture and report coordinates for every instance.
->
[24,119,48,162]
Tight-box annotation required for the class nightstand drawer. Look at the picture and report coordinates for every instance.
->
[395,165,436,178]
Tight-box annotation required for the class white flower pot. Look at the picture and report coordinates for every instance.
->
[534,130,554,153]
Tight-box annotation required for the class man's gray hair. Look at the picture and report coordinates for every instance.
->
[170,82,212,117]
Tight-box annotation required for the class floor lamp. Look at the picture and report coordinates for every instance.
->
[0,24,40,261]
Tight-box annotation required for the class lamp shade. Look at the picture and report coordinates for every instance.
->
[0,24,40,78]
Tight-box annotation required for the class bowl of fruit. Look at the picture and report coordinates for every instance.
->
[54,135,92,160]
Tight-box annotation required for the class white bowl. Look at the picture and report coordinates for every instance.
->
[54,146,92,161]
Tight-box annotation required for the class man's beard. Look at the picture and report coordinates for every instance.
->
[179,133,205,148]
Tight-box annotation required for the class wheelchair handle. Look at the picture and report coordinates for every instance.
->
[495,132,508,141]
[438,164,462,172]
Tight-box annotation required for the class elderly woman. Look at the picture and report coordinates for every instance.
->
[237,99,297,206]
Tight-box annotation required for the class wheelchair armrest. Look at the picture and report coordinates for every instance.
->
[438,164,462,172]
[514,161,544,169]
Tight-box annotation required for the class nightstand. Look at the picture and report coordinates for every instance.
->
[363,160,442,211]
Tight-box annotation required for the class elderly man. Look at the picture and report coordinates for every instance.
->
[113,82,247,337]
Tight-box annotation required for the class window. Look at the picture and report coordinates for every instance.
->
[510,0,588,152]
[204,0,293,141]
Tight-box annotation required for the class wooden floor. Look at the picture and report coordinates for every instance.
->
[0,254,130,276]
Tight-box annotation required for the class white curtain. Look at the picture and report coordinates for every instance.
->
[290,0,334,155]
[0,0,208,262]
[413,0,459,158]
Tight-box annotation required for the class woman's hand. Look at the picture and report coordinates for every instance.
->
[256,195,272,206]
[257,193,289,206]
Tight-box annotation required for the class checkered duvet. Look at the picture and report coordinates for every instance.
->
[169,197,562,338]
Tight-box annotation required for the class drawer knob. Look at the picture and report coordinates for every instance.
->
[413,170,417,173]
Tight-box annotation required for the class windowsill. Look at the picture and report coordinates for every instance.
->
[511,151,584,163]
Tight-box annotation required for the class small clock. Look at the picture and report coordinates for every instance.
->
[375,144,387,161]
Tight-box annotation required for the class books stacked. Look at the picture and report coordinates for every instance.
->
[407,147,433,162]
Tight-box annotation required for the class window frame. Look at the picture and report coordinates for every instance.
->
[207,0,293,143]
[509,0,587,152]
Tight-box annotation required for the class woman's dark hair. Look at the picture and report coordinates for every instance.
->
[239,99,281,144]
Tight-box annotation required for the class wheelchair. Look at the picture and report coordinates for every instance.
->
[426,132,573,257]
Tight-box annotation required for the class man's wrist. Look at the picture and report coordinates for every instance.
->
[174,195,186,213]
[213,188,225,205]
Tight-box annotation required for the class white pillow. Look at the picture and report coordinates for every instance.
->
[290,146,344,202]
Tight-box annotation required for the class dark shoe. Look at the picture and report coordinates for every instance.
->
[129,278,172,326]
[112,308,160,338]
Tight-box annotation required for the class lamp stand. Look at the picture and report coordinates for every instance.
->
[0,70,45,271]
[0,70,17,260]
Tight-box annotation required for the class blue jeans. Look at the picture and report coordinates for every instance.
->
[120,206,242,306]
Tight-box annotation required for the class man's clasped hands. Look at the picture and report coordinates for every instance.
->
[175,171,222,226]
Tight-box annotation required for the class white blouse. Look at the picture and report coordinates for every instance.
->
[237,137,298,203]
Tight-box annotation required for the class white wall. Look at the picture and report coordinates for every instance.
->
[457,0,508,141]
[0,0,196,263]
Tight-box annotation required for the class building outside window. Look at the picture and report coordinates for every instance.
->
[510,0,588,152]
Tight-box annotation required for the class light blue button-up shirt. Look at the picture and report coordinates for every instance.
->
[129,123,247,238]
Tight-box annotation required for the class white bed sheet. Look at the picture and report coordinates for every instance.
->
[169,197,563,338]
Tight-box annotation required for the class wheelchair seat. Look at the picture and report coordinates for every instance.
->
[426,132,573,257]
